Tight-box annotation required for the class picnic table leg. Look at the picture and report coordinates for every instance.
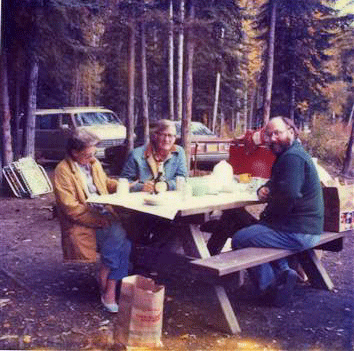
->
[297,249,334,291]
[180,223,210,258]
[214,285,242,334]
[180,224,242,334]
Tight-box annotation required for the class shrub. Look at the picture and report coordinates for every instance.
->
[301,114,349,167]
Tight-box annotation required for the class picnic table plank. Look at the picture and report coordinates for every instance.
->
[191,231,347,277]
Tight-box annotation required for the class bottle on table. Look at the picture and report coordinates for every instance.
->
[154,164,168,194]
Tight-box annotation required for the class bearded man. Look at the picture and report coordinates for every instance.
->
[231,116,324,306]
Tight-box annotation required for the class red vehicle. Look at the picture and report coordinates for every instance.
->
[228,130,276,178]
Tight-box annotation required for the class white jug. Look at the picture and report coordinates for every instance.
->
[212,160,234,191]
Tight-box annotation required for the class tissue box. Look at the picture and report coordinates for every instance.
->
[323,185,354,232]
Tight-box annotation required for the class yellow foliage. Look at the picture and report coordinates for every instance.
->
[322,81,350,115]
[297,101,309,113]
[301,114,348,166]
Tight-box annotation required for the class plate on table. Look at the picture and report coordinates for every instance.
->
[144,193,171,206]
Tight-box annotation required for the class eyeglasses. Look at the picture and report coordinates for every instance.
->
[265,128,290,139]
[78,149,97,159]
[158,132,176,139]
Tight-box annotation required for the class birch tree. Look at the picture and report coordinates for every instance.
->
[176,0,185,121]
[262,0,277,125]
[168,0,175,120]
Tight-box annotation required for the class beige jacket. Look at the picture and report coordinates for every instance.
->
[54,157,118,262]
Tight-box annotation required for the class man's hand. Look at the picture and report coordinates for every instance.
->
[142,180,155,193]
[96,217,110,228]
[257,186,270,202]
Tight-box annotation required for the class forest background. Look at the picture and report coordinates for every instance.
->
[1,0,354,178]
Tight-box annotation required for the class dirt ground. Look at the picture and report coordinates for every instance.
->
[0,167,354,351]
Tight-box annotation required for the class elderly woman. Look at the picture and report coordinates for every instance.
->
[120,119,188,192]
[54,130,131,313]
[120,119,188,245]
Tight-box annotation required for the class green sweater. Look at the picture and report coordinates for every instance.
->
[260,140,324,234]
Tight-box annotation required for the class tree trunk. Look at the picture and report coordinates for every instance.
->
[249,88,256,129]
[212,71,221,133]
[24,59,39,157]
[73,58,81,106]
[289,75,296,121]
[141,22,149,144]
[212,27,224,133]
[127,23,136,153]
[347,102,354,128]
[181,1,195,172]
[220,110,224,136]
[342,120,354,176]
[176,0,185,121]
[168,0,174,120]
[243,83,248,134]
[262,0,277,125]
[0,51,13,166]
[13,60,21,160]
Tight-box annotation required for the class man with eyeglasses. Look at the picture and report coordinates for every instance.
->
[120,119,187,192]
[120,119,188,245]
[230,116,324,306]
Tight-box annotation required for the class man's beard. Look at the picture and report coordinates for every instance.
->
[270,138,292,156]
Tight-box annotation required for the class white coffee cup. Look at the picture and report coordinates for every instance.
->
[117,178,129,197]
[176,176,186,191]
[182,182,192,201]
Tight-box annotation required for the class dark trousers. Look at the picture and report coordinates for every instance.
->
[200,208,258,255]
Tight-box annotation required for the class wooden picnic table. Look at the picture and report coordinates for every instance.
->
[88,188,347,334]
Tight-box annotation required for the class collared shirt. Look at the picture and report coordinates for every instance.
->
[75,162,109,215]
[143,143,176,179]
[120,143,188,192]
[75,162,98,196]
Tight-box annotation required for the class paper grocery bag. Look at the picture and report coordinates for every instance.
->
[115,275,165,348]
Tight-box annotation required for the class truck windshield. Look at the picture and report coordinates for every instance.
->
[75,112,122,126]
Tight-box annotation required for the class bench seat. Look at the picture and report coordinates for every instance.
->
[191,231,347,277]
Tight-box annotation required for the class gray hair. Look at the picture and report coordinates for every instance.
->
[66,129,100,157]
[150,119,176,147]
[152,119,176,135]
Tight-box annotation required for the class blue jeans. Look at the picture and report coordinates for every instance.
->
[96,222,131,281]
[231,224,320,291]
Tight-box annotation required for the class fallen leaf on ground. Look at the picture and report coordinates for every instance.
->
[0,298,11,307]
[0,335,18,341]
[23,335,32,343]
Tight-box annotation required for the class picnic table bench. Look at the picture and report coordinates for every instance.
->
[191,231,346,290]
[188,230,350,333]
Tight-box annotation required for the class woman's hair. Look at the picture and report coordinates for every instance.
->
[66,130,100,157]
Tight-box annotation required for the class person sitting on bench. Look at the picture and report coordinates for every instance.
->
[54,130,131,313]
[231,116,324,306]
[120,119,188,246]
